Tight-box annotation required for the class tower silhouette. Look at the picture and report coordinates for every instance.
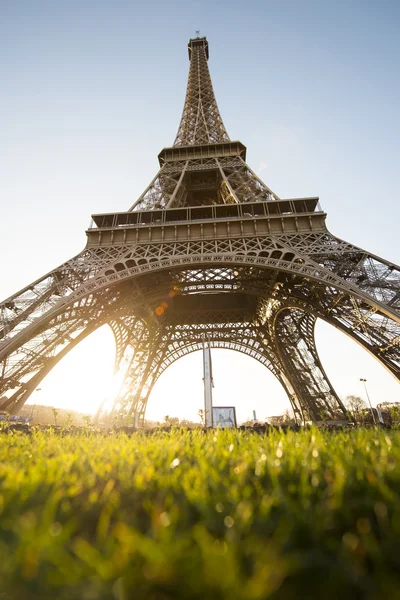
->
[0,37,399,424]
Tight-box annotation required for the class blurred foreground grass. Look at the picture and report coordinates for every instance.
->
[0,428,400,599]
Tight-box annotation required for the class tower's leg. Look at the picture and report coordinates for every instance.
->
[319,296,399,379]
[106,317,152,424]
[108,317,178,425]
[109,316,141,372]
[0,245,131,347]
[272,309,348,421]
[286,231,399,324]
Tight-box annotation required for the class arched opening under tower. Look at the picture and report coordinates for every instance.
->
[146,349,290,425]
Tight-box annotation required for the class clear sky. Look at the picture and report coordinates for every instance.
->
[1,0,399,422]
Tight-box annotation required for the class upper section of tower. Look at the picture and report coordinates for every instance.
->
[187,36,209,60]
[126,36,280,211]
[173,37,230,147]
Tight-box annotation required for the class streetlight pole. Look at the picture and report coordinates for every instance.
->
[360,378,377,425]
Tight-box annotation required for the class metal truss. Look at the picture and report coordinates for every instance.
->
[272,310,346,420]
[107,311,304,424]
[174,37,230,147]
[129,156,278,211]
[0,36,398,423]
[0,232,398,420]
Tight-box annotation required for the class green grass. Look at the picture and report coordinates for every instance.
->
[1,428,400,599]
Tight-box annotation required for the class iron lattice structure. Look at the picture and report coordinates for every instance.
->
[0,36,399,424]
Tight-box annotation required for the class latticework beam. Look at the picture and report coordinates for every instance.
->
[174,37,230,147]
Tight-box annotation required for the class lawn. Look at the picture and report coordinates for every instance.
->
[0,427,399,599]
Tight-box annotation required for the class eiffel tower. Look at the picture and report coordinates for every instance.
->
[1,36,399,425]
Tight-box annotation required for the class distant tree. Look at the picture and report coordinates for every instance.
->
[179,419,201,429]
[267,415,286,427]
[389,404,400,423]
[65,412,74,429]
[82,415,92,429]
[282,409,296,426]
[52,408,59,426]
[267,409,296,427]
[20,404,91,426]
[241,419,258,427]
[197,409,206,427]
[142,419,162,430]
[345,395,367,423]
[164,415,179,427]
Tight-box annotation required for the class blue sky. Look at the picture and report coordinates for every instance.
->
[1,1,399,420]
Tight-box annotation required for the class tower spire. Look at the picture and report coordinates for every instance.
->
[174,37,230,147]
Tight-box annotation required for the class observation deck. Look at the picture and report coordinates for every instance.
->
[158,141,246,165]
[86,197,326,247]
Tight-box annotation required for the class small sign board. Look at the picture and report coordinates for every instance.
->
[212,406,237,428]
